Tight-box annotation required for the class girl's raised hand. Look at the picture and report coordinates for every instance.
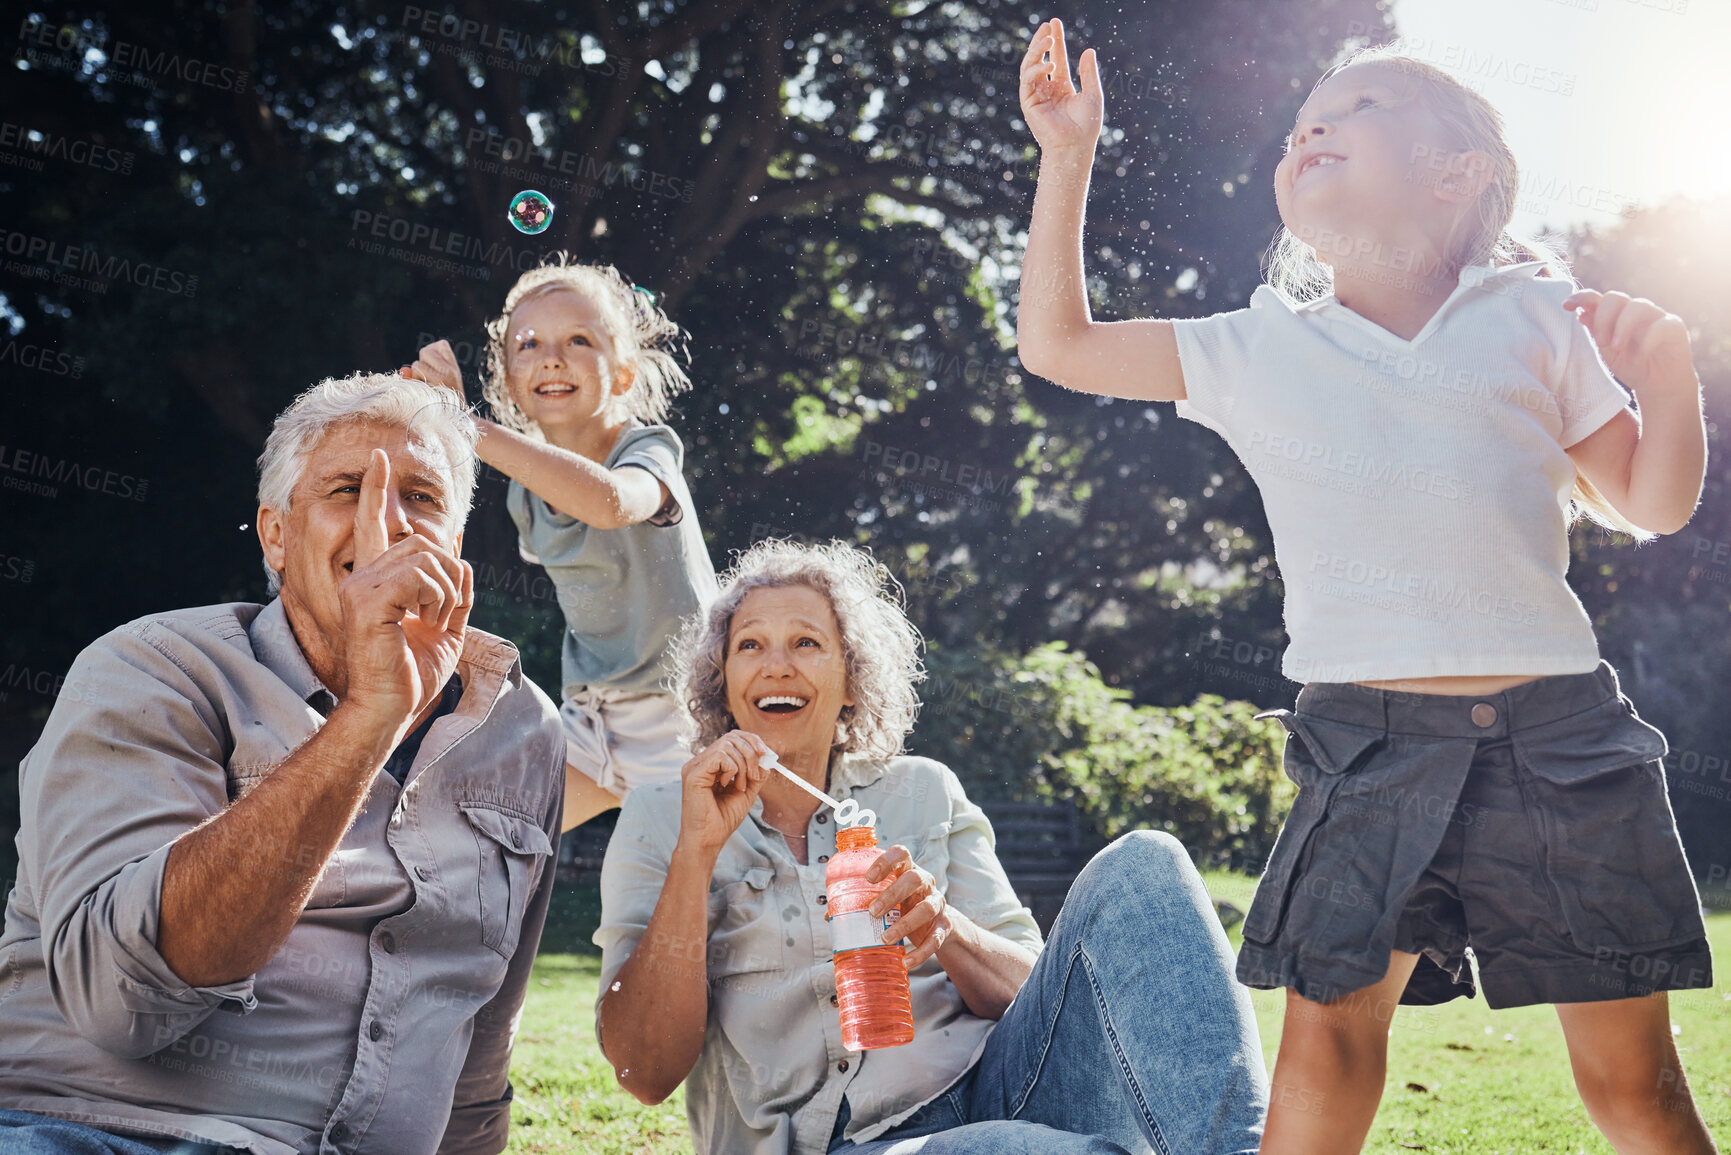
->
[1563,290,1699,397]
[1019,19,1103,157]
[399,339,468,402]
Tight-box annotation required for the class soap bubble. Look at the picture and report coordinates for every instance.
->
[508,189,554,235]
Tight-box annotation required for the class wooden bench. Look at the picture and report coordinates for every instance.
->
[982,800,1247,934]
[981,800,1094,933]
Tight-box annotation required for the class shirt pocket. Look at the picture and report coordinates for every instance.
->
[1513,704,1695,948]
[705,866,780,985]
[1241,710,1383,945]
[702,872,785,1025]
[459,803,555,958]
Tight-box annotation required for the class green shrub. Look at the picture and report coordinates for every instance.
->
[909,641,1294,871]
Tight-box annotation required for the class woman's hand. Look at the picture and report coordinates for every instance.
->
[866,846,953,970]
[1019,18,1103,159]
[677,730,775,863]
[1563,290,1699,397]
[399,339,468,402]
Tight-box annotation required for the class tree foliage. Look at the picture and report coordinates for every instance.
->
[911,641,1294,869]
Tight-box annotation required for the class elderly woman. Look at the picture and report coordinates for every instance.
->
[595,540,1269,1154]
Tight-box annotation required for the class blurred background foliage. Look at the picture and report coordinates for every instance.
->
[3,0,1729,887]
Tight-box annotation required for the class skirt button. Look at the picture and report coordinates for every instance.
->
[1471,702,1498,728]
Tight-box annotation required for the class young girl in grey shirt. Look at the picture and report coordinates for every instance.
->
[404,258,718,830]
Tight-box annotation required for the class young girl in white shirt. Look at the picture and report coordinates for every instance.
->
[404,259,718,833]
[1017,21,1714,1155]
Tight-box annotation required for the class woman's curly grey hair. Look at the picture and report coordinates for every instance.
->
[675,539,926,760]
[481,254,692,437]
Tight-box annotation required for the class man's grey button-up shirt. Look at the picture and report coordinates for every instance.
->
[0,599,566,1154]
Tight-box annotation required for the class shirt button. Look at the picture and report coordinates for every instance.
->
[368,1020,383,1041]
[379,932,396,954]
[817,894,828,905]
[838,1059,849,1072]
[830,994,839,1006]
[818,855,829,863]
[329,1123,347,1142]
[511,829,523,849]
[816,814,828,824]
[1471,702,1498,728]
[415,865,431,881]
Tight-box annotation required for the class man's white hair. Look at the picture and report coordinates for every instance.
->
[256,372,479,595]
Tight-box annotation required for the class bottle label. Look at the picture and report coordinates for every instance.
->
[829,908,900,954]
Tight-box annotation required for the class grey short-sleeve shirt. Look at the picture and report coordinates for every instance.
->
[506,422,718,697]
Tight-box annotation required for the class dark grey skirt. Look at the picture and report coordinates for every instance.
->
[1237,661,1713,1009]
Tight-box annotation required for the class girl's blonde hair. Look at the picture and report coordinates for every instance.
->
[1265,42,1648,540]
[481,254,692,436]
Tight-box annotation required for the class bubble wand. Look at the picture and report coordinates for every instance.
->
[757,752,876,828]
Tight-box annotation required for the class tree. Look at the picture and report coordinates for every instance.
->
[0,0,1385,723]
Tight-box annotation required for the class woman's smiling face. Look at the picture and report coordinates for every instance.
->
[724,583,855,761]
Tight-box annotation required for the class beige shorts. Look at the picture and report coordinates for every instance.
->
[560,686,689,796]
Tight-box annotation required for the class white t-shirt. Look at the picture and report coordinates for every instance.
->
[1171,260,1631,683]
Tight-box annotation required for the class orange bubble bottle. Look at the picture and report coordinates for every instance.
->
[825,824,915,1050]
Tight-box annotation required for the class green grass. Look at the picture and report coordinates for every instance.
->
[508,875,1731,1153]
[505,953,693,1155]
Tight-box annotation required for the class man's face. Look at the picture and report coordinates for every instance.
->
[258,421,463,658]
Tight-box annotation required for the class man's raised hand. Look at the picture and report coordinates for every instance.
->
[340,448,472,737]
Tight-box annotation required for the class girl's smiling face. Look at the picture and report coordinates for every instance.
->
[503,287,634,434]
[1273,62,1471,257]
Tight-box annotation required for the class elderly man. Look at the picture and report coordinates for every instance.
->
[0,373,566,1154]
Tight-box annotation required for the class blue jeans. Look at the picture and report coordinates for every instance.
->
[0,1109,242,1153]
[828,831,1269,1155]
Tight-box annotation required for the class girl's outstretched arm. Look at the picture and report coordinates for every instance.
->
[1016,19,1185,402]
[1562,290,1706,536]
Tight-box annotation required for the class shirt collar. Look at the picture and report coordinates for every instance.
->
[249,597,337,715]
[1269,259,1551,316]
[1455,259,1548,288]
[248,597,524,718]
[829,752,892,793]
